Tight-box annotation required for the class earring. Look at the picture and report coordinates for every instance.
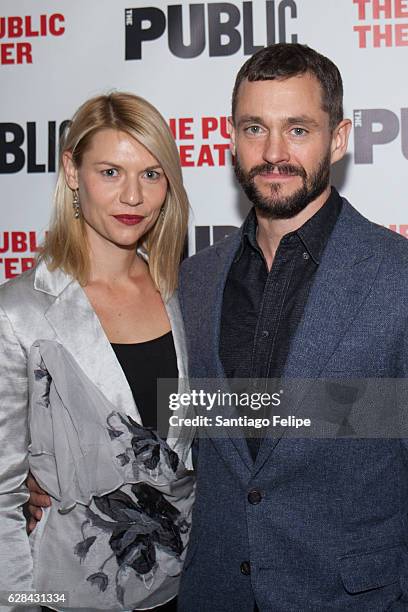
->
[160,206,165,220]
[73,190,80,219]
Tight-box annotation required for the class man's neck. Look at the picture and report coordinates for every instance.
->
[256,186,331,270]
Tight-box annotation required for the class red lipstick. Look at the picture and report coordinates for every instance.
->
[113,215,144,226]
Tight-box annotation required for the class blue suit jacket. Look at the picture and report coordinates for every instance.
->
[177,199,408,611]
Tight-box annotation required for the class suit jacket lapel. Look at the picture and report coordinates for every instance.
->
[252,201,384,476]
[165,292,196,464]
[200,233,254,476]
[35,261,140,423]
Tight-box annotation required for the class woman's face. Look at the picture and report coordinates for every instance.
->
[63,128,168,250]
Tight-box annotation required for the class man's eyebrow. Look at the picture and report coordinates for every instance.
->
[284,116,320,128]
[236,115,321,129]
[236,115,265,128]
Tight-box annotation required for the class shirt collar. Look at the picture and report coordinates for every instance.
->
[297,187,343,263]
[235,187,343,264]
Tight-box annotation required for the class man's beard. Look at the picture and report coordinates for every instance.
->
[234,149,331,220]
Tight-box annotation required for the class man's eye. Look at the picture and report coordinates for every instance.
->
[101,168,119,177]
[245,125,264,135]
[291,127,307,136]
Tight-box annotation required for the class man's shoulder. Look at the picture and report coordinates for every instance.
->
[180,230,241,277]
[341,198,408,264]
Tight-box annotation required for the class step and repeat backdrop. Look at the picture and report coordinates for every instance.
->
[1,0,407,282]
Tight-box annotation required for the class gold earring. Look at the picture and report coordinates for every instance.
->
[73,190,80,219]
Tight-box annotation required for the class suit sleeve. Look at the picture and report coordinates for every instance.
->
[0,303,35,599]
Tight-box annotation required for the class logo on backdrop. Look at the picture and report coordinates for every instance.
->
[0,116,231,173]
[0,231,42,279]
[0,121,71,173]
[0,14,65,65]
[169,115,231,167]
[354,108,408,163]
[125,1,298,60]
[353,0,408,47]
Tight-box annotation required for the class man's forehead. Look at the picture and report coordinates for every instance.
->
[234,73,325,117]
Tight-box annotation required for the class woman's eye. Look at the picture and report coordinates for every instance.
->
[101,168,119,177]
[144,170,161,180]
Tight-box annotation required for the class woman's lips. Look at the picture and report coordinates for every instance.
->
[113,215,144,225]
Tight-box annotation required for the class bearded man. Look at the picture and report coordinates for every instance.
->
[177,43,408,611]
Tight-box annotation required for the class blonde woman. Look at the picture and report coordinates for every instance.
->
[0,93,194,611]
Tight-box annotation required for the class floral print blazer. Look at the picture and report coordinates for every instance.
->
[0,260,195,611]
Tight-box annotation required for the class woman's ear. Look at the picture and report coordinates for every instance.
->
[62,151,79,190]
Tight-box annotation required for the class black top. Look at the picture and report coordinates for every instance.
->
[219,187,342,459]
[111,331,178,433]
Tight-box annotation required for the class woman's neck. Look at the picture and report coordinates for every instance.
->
[86,232,146,285]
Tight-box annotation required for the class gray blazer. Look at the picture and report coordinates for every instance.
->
[178,198,408,611]
[0,260,194,611]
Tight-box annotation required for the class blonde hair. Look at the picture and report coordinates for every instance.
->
[41,92,189,299]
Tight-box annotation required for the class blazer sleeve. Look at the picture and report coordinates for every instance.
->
[0,303,34,596]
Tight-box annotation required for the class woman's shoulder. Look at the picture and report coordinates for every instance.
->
[0,264,37,306]
[0,259,65,317]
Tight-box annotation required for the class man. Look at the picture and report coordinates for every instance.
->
[177,43,408,611]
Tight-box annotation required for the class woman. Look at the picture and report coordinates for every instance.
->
[0,92,194,611]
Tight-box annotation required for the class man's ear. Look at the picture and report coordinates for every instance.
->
[228,116,236,157]
[330,119,352,165]
[62,151,79,190]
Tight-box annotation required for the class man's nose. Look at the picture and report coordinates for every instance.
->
[262,133,290,165]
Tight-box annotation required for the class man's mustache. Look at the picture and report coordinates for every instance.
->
[247,163,307,181]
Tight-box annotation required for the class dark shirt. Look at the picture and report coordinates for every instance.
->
[219,188,343,459]
[111,331,178,433]
[109,336,179,611]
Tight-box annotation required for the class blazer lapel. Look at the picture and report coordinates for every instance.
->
[164,292,197,465]
[252,200,384,476]
[35,261,140,423]
[201,233,254,477]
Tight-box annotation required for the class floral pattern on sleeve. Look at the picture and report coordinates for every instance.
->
[74,412,190,604]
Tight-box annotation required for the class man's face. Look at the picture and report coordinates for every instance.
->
[230,73,338,219]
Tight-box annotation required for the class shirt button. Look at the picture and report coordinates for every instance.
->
[302,252,309,260]
[248,488,263,505]
[261,330,269,338]
[240,561,251,575]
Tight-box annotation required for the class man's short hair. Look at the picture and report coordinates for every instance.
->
[232,43,344,130]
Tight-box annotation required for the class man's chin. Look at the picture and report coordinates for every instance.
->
[254,204,303,220]
[252,189,312,219]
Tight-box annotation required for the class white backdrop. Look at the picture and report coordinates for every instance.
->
[1,0,407,281]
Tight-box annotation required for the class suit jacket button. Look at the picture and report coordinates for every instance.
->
[240,561,251,575]
[248,488,263,504]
